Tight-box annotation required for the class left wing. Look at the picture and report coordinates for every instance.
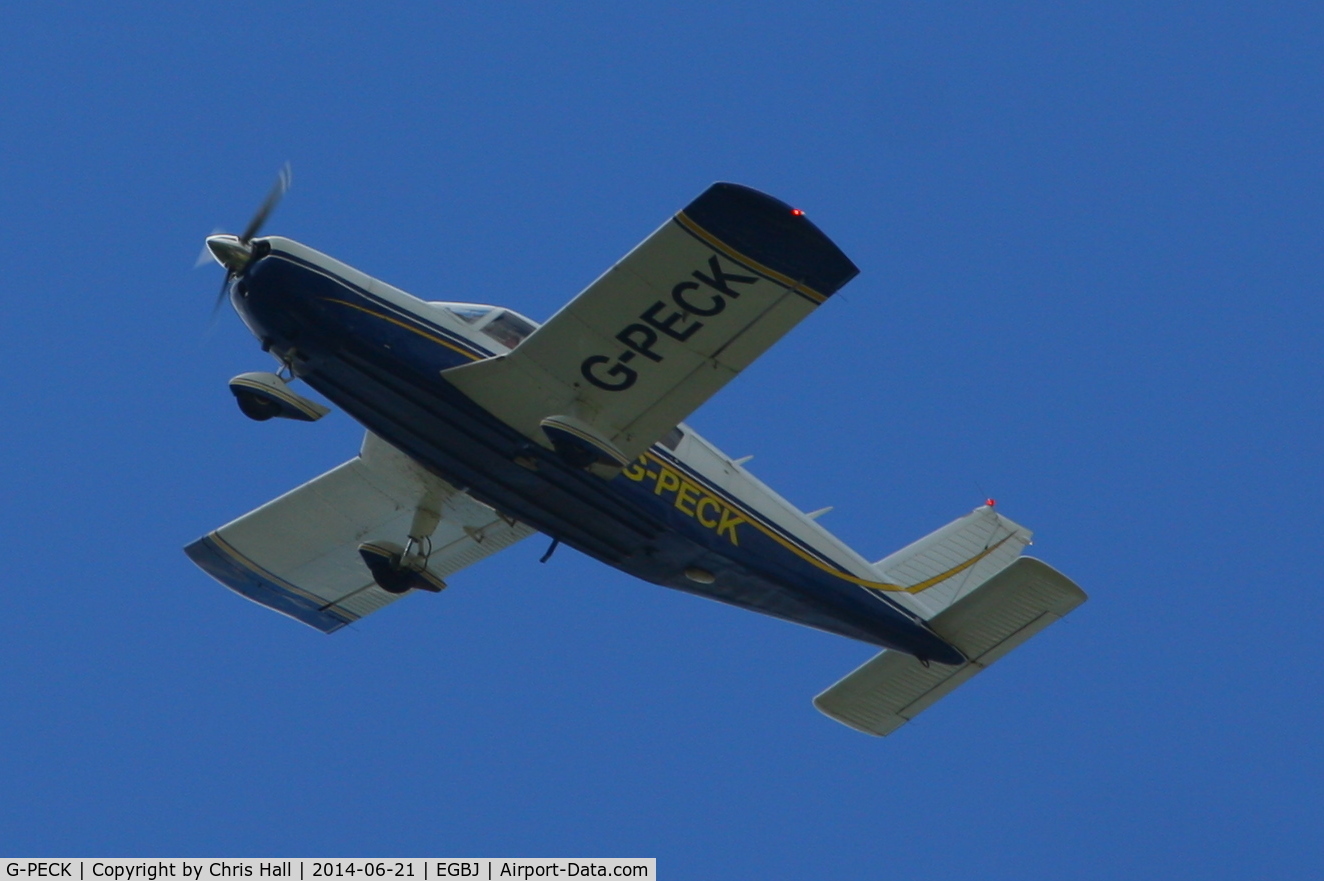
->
[443,183,859,468]
[185,433,534,632]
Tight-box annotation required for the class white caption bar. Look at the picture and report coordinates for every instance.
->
[1,862,655,881]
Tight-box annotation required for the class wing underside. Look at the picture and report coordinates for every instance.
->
[443,183,859,465]
[185,433,534,632]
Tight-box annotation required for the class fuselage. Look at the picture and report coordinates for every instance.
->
[228,236,964,664]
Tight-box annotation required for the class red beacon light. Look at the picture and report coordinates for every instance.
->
[985,498,997,507]
[790,208,804,216]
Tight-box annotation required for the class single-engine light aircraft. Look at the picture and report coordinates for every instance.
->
[187,173,1087,736]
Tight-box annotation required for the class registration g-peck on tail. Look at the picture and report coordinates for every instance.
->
[186,175,1087,735]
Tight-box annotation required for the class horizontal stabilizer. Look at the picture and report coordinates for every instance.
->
[814,557,1086,736]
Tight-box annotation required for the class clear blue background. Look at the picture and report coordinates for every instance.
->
[2,2,1320,877]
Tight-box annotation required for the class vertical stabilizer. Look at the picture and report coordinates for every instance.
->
[873,505,1033,620]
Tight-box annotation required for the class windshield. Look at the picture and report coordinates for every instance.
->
[481,311,537,348]
[438,304,495,324]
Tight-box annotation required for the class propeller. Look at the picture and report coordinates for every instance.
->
[201,163,292,318]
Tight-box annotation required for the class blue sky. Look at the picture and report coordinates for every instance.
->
[2,2,1322,876]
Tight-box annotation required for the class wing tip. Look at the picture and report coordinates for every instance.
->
[184,533,355,634]
[683,182,860,298]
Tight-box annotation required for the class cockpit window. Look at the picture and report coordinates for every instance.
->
[481,311,537,349]
[442,304,495,324]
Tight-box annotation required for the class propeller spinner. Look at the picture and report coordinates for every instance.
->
[204,164,291,314]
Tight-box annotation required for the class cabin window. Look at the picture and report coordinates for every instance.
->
[660,426,685,450]
[481,311,537,349]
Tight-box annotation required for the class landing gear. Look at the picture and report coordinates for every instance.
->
[228,366,330,423]
[538,415,629,479]
[357,493,448,594]
[357,539,447,594]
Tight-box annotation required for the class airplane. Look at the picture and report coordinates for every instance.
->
[187,170,1087,736]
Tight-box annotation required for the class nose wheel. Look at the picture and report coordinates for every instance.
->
[229,370,330,422]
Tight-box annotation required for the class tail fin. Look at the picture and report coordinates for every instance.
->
[873,505,1033,620]
[815,557,1087,736]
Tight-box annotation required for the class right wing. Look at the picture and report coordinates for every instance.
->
[443,183,859,467]
[185,433,534,632]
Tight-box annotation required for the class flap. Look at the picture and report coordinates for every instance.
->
[185,433,534,632]
[443,183,859,463]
